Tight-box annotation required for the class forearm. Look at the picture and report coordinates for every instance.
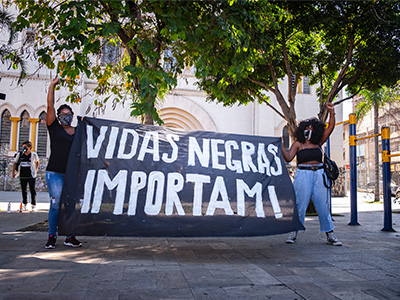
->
[46,83,57,125]
[47,84,56,108]
[282,147,291,162]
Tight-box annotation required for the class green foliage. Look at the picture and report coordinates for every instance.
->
[8,0,188,124]
[355,84,400,121]
[5,0,400,130]
[179,0,400,135]
[0,10,27,82]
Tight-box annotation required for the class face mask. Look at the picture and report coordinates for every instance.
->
[23,147,28,153]
[59,115,73,126]
[304,129,312,140]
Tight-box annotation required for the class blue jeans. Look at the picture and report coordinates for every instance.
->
[293,164,334,232]
[45,171,65,237]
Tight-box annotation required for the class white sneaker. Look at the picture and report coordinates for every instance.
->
[23,204,28,211]
[31,205,36,212]
[286,231,298,244]
[326,231,342,246]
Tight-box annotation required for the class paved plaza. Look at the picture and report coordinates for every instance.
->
[0,191,399,300]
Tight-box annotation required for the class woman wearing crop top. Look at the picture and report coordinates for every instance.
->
[282,102,342,246]
[44,77,82,249]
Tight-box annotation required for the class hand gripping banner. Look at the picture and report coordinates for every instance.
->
[59,117,304,237]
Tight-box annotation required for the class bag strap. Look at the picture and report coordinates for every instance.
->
[323,172,333,188]
[320,145,333,189]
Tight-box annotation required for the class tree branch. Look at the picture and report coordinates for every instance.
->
[249,90,287,121]
[248,77,275,93]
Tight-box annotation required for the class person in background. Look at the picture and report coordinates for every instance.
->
[289,170,295,182]
[12,140,39,212]
[282,102,342,246]
[45,77,82,249]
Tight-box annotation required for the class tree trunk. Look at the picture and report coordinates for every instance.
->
[144,112,154,125]
[373,104,380,202]
[143,95,155,125]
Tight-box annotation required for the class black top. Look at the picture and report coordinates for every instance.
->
[19,153,32,178]
[46,119,75,174]
[297,148,322,164]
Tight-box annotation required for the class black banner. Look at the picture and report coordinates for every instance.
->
[59,117,304,237]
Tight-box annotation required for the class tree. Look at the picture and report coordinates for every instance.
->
[182,1,400,138]
[0,10,26,82]
[8,0,190,124]
[355,85,400,201]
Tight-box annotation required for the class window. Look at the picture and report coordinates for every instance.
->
[0,109,11,155]
[18,110,30,150]
[291,74,296,90]
[282,125,290,153]
[100,42,120,66]
[303,76,310,94]
[37,111,47,157]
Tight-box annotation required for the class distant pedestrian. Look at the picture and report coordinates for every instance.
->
[44,77,82,249]
[289,170,295,182]
[282,102,342,246]
[12,140,39,212]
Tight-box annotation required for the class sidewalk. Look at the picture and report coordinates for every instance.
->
[0,191,399,300]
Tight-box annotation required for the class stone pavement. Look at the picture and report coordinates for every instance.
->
[0,191,399,300]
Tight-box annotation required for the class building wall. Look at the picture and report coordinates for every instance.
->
[0,64,345,192]
[341,99,400,190]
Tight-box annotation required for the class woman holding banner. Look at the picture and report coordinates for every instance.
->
[282,102,342,246]
[44,77,82,249]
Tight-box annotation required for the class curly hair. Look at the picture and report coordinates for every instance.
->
[57,104,74,116]
[295,117,325,145]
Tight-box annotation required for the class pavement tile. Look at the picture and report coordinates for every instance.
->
[231,264,281,285]
[317,280,399,300]
[155,270,190,289]
[53,268,97,292]
[368,285,400,300]
[152,252,180,266]
[119,288,194,300]
[191,287,229,300]
[0,192,400,299]
[326,260,381,270]
[83,289,120,300]
[346,268,398,281]
[222,284,299,300]
[6,270,66,293]
[93,264,125,281]
[122,267,158,289]
[1,292,85,300]
[288,283,339,300]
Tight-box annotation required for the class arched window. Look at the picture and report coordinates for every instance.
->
[282,125,290,153]
[18,110,30,150]
[0,109,11,155]
[37,111,47,157]
[303,76,310,94]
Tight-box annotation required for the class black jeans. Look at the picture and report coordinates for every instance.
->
[20,177,36,205]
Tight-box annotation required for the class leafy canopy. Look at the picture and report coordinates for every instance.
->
[181,0,400,136]
[10,0,190,124]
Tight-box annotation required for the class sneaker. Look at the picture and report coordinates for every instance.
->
[31,205,36,212]
[326,231,342,246]
[45,235,57,249]
[23,204,28,211]
[286,231,298,244]
[64,236,82,248]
